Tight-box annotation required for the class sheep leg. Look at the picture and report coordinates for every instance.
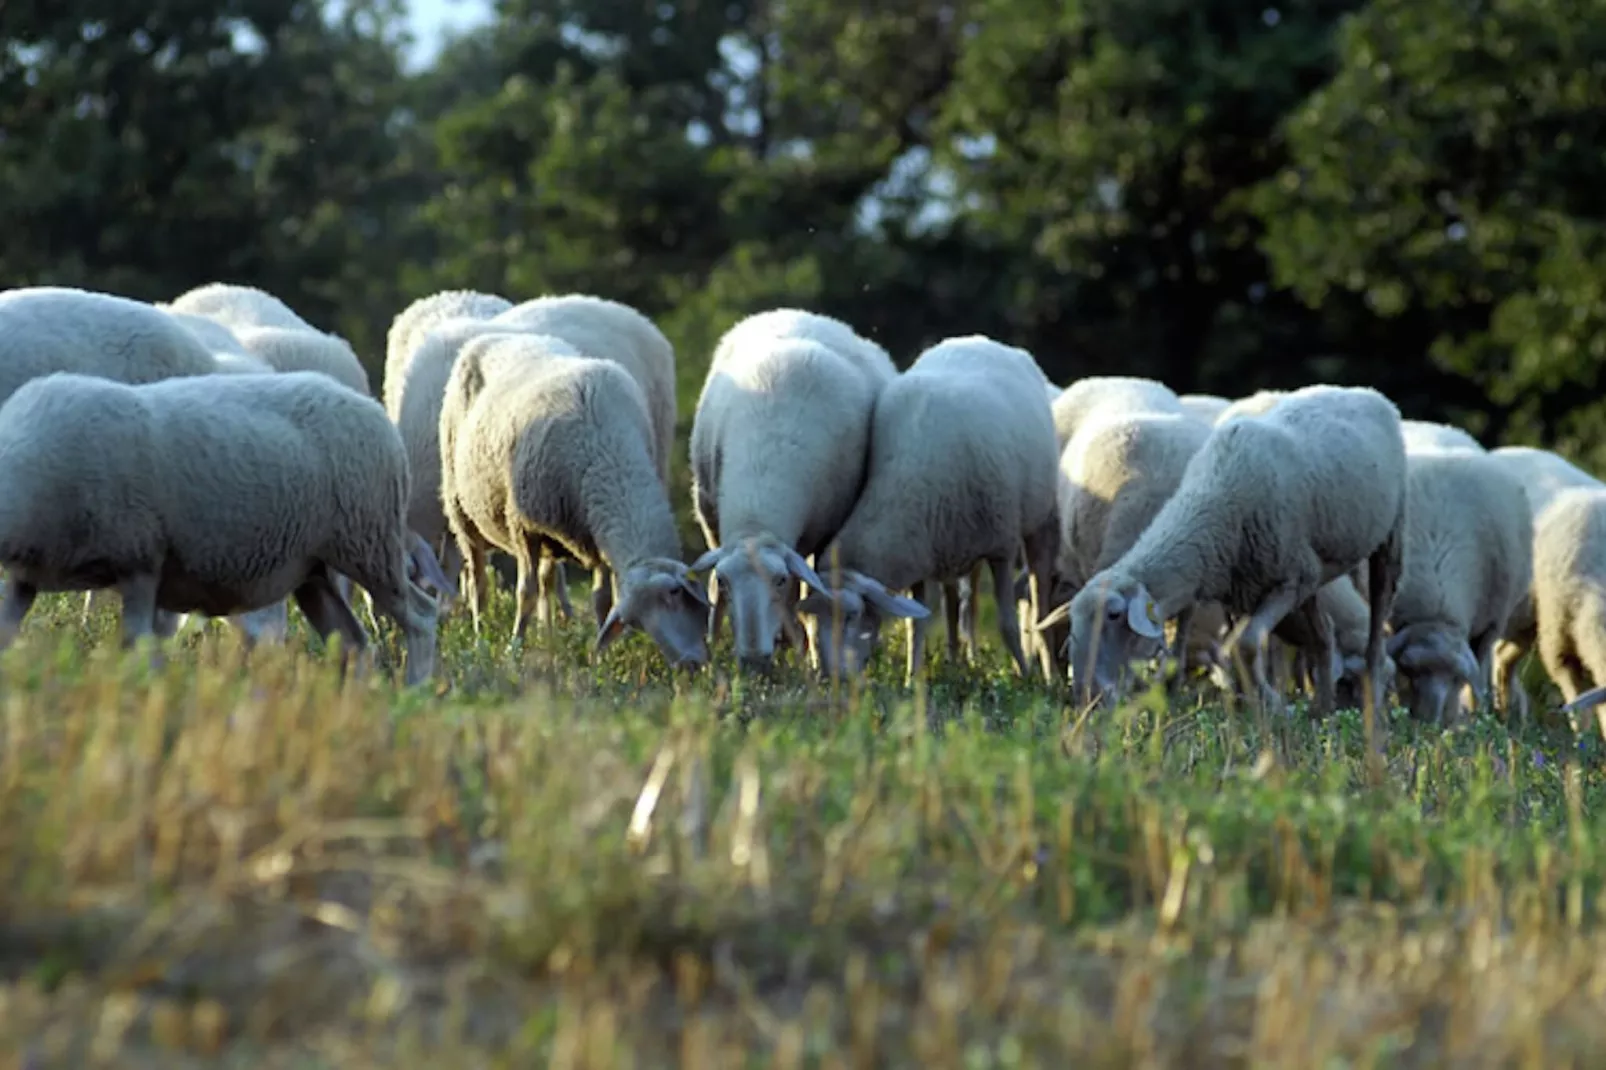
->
[512,539,540,643]
[1491,635,1532,726]
[1289,597,1337,719]
[293,572,372,678]
[0,579,39,651]
[991,555,1032,678]
[591,565,615,625]
[1168,605,1195,700]
[116,573,162,650]
[942,580,962,663]
[905,580,935,686]
[1365,531,1404,735]
[1224,583,1304,715]
[1023,525,1059,683]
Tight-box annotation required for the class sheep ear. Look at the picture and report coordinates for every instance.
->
[1035,601,1071,632]
[687,546,724,580]
[1562,683,1606,715]
[595,605,630,650]
[678,573,711,609]
[862,587,930,621]
[1453,641,1486,699]
[1126,588,1164,638]
[409,535,458,602]
[783,547,828,592]
[796,592,837,616]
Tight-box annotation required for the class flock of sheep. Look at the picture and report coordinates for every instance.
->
[2,282,1606,733]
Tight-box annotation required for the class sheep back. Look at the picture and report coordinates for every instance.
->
[490,295,676,487]
[385,289,512,418]
[831,336,1058,590]
[1051,376,1183,452]
[169,282,313,332]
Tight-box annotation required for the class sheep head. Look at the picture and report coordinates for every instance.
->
[795,568,930,681]
[1038,571,1165,705]
[1387,623,1482,725]
[688,535,824,672]
[596,558,711,670]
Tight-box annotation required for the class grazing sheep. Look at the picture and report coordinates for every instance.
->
[688,312,893,669]
[1179,393,1230,423]
[1050,376,1184,452]
[1049,408,1214,689]
[1520,488,1606,722]
[797,335,1059,683]
[490,295,677,488]
[438,332,710,667]
[1401,419,1484,454]
[168,282,314,332]
[0,287,220,398]
[1276,576,1394,710]
[1039,384,1407,718]
[0,371,453,684]
[1484,447,1606,721]
[384,289,513,419]
[231,325,370,396]
[1381,449,1530,724]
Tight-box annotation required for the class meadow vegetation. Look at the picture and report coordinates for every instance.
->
[2,583,1603,1067]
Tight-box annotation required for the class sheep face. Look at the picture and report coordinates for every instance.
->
[596,559,712,670]
[796,570,930,681]
[689,537,827,671]
[1387,624,1482,725]
[1061,574,1166,705]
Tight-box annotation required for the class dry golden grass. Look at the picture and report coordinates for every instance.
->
[0,588,1603,1067]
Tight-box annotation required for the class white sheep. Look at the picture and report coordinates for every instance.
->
[1275,576,1395,709]
[230,325,370,396]
[384,289,513,419]
[0,371,453,684]
[1380,449,1531,723]
[687,312,894,669]
[1517,488,1606,724]
[1401,419,1484,454]
[489,295,677,488]
[797,335,1060,683]
[1178,393,1230,423]
[0,287,220,397]
[1049,407,1214,688]
[1484,446,1606,721]
[168,282,315,332]
[438,332,710,666]
[1051,375,1184,452]
[1039,384,1407,717]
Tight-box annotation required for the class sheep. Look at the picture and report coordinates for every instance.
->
[1401,419,1484,454]
[1484,447,1606,722]
[0,287,220,397]
[1275,576,1395,709]
[1038,384,1407,719]
[0,371,453,684]
[230,325,370,396]
[388,320,530,577]
[438,332,710,667]
[384,289,513,419]
[1048,408,1214,690]
[1051,375,1184,452]
[687,312,894,670]
[796,335,1059,683]
[168,282,315,332]
[489,295,677,488]
[1374,449,1531,724]
[1511,488,1606,723]
[1179,393,1230,423]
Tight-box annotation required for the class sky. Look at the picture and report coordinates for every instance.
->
[405,0,493,67]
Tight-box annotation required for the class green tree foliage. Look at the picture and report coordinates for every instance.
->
[1253,0,1606,450]
[0,0,418,362]
[3,0,1605,469]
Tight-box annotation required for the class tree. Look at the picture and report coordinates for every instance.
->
[1252,0,1606,453]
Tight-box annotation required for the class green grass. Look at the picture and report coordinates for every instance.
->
[0,580,1603,1067]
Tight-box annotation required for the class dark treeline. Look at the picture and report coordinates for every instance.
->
[4,0,1605,463]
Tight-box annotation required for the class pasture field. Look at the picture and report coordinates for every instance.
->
[1,585,1604,1068]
